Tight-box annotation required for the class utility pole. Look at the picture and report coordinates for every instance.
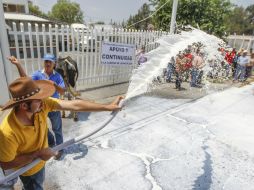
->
[169,0,178,34]
[252,17,254,36]
[0,0,12,104]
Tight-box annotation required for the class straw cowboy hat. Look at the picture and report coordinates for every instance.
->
[1,77,55,110]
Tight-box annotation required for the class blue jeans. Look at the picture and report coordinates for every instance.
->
[166,63,175,82]
[234,64,246,81]
[19,167,45,190]
[225,64,231,77]
[190,68,198,87]
[197,70,203,84]
[48,111,63,147]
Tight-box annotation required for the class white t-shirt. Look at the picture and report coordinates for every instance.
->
[238,56,249,66]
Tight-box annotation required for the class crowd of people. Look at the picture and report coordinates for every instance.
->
[163,43,206,90]
[140,43,254,90]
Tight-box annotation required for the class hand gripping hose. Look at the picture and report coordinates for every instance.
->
[0,99,125,185]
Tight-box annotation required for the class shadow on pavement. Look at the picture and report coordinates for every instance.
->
[63,143,88,160]
[192,145,212,190]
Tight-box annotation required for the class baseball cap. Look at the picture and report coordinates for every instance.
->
[43,54,56,62]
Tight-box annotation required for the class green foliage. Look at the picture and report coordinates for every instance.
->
[224,6,247,34]
[126,3,152,30]
[150,0,233,37]
[224,4,254,35]
[245,4,254,34]
[49,0,84,24]
[28,3,46,17]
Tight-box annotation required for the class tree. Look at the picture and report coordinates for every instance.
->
[49,0,84,24]
[224,4,254,35]
[126,3,152,30]
[149,0,233,37]
[28,2,46,17]
[245,4,254,35]
[224,6,248,35]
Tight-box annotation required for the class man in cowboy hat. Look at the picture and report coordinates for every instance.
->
[9,54,66,160]
[0,77,123,190]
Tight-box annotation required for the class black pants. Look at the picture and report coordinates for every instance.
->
[175,72,182,89]
[232,61,237,77]
[245,66,252,79]
[197,70,203,84]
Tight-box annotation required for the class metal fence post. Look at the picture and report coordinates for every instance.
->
[170,0,178,34]
[0,0,12,104]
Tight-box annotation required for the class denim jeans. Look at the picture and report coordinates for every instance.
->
[197,70,203,84]
[19,167,45,190]
[166,63,175,82]
[225,64,231,77]
[48,111,63,147]
[245,66,252,78]
[234,64,246,81]
[190,68,198,87]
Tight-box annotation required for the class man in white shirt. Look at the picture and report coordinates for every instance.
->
[234,50,249,82]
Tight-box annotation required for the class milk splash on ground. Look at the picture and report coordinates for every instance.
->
[125,28,225,101]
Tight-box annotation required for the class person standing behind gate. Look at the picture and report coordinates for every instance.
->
[191,50,205,87]
[9,54,65,160]
[233,50,249,82]
[136,46,147,66]
[175,52,186,90]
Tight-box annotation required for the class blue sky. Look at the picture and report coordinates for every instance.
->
[33,0,253,24]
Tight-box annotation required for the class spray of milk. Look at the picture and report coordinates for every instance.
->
[125,27,225,101]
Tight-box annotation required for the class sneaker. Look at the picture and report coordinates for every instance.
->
[54,150,63,160]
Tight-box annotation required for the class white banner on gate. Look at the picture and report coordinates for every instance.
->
[101,42,135,65]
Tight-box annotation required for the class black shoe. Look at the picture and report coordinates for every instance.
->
[191,84,202,88]
[195,85,202,88]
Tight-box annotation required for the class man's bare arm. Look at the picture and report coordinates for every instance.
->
[55,96,124,112]
[8,56,27,77]
[0,148,56,170]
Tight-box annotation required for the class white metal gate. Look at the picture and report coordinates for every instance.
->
[227,34,254,51]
